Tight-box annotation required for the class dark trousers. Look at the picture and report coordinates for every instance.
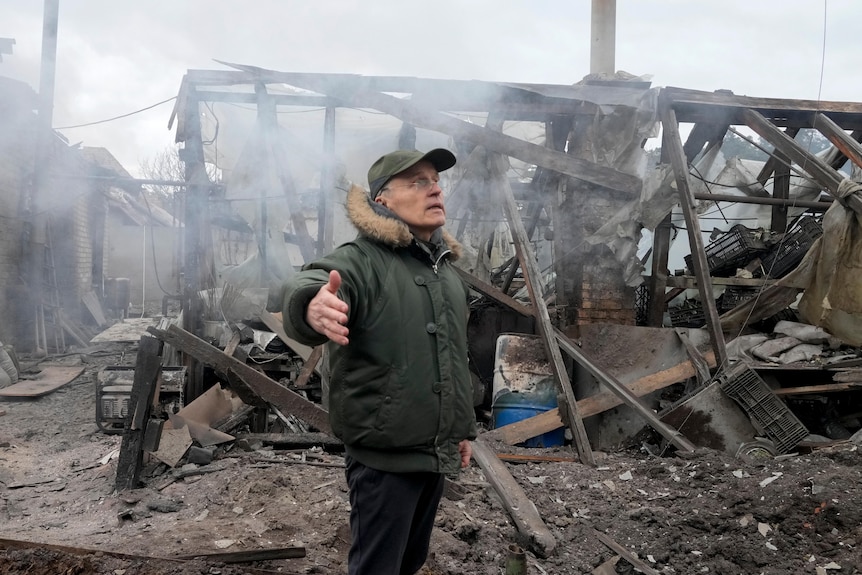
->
[344,456,445,575]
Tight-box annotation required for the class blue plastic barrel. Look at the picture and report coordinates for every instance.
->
[491,334,565,448]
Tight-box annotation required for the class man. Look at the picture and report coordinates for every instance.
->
[279,148,477,575]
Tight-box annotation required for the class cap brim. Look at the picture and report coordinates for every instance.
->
[420,148,457,173]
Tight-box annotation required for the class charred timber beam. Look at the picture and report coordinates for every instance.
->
[215,63,641,195]
[663,86,862,129]
[193,88,598,121]
[743,109,862,216]
[691,191,830,210]
[489,153,595,466]
[148,325,332,435]
[660,104,728,366]
[307,83,640,195]
[115,335,163,491]
[177,546,306,563]
[813,113,862,170]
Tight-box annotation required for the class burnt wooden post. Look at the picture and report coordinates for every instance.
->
[659,103,728,367]
[256,84,317,264]
[756,127,799,234]
[115,335,163,491]
[489,153,595,466]
[743,109,862,214]
[179,88,212,402]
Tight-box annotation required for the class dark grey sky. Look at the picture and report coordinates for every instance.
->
[1,1,858,175]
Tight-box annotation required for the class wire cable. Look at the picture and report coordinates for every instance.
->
[54,96,177,130]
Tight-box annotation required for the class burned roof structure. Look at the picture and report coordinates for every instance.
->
[162,65,862,466]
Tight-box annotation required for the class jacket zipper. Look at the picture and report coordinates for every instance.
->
[432,249,451,275]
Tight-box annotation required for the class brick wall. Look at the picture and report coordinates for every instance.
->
[1,83,106,347]
[0,96,36,345]
[555,185,636,328]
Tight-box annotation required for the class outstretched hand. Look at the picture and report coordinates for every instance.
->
[306,270,350,345]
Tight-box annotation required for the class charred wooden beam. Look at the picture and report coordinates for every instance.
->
[663,86,862,129]
[813,113,862,170]
[115,335,163,491]
[489,153,595,466]
[743,109,862,216]
[177,546,306,563]
[660,103,728,366]
[148,325,332,435]
[216,63,641,196]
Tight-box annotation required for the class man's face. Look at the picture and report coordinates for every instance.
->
[375,160,445,241]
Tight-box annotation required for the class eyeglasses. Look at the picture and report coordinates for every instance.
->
[382,179,440,193]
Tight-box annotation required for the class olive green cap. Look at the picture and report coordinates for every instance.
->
[367,148,457,199]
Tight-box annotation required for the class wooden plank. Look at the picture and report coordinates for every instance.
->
[295,345,323,388]
[496,453,579,464]
[471,440,556,558]
[0,366,84,398]
[258,310,315,362]
[661,86,862,129]
[594,530,662,575]
[483,351,715,445]
[813,112,862,170]
[489,153,595,466]
[177,546,306,563]
[81,290,107,327]
[0,536,285,575]
[148,324,332,435]
[661,103,728,366]
[115,335,163,491]
[743,108,862,216]
[756,127,800,186]
[774,382,862,395]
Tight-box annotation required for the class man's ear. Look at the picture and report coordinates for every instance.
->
[375,196,387,207]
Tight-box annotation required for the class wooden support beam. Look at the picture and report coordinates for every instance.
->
[257,84,317,264]
[235,66,641,196]
[177,546,306,563]
[148,324,332,435]
[813,112,862,170]
[471,440,556,558]
[115,335,163,491]
[756,127,800,187]
[743,109,862,216]
[773,382,862,395]
[489,153,595,466]
[660,103,728,366]
[483,351,715,445]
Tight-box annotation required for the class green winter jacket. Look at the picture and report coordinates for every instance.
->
[280,184,478,474]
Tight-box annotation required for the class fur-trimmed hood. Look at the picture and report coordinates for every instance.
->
[345,183,462,261]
